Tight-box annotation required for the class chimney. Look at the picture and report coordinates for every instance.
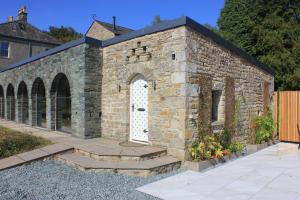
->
[113,16,116,30]
[17,6,27,23]
[7,16,14,22]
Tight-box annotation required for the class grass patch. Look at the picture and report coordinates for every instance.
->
[0,126,52,159]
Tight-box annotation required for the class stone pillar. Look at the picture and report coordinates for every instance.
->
[46,91,53,130]
[28,96,32,126]
[4,97,7,120]
[13,97,16,122]
[16,97,21,123]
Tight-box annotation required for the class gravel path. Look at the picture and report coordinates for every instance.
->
[0,160,180,200]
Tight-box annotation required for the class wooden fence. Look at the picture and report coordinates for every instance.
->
[274,91,300,142]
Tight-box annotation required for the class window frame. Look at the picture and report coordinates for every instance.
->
[0,41,10,58]
[211,90,222,122]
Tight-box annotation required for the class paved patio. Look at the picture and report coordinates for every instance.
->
[0,120,180,176]
[137,143,300,200]
[0,119,165,157]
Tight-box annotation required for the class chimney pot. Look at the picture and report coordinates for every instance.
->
[113,16,116,30]
[7,16,14,22]
[17,6,27,23]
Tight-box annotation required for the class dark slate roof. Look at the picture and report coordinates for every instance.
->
[0,16,275,76]
[95,20,133,35]
[0,21,61,45]
[0,36,101,73]
[103,16,275,75]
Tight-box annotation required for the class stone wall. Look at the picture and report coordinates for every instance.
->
[86,22,115,41]
[0,43,102,138]
[84,44,102,138]
[185,27,274,147]
[102,27,188,159]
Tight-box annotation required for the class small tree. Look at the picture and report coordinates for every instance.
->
[48,26,83,43]
[218,0,300,90]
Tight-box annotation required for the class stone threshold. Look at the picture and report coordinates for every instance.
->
[0,143,73,171]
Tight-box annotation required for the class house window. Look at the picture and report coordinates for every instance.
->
[0,41,9,58]
[212,90,222,122]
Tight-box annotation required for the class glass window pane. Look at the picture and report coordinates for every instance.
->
[0,41,9,57]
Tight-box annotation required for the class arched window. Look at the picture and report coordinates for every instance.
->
[31,78,46,127]
[6,84,15,121]
[17,81,29,124]
[50,73,71,133]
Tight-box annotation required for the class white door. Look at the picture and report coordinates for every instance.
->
[130,75,149,143]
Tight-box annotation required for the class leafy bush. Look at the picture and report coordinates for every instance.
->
[0,126,51,159]
[250,107,275,144]
[229,141,244,153]
[190,135,224,161]
[214,129,232,149]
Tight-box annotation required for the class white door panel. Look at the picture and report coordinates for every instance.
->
[130,75,148,142]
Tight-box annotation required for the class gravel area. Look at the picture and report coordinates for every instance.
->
[0,160,180,200]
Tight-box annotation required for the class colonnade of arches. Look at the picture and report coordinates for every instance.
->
[0,73,72,133]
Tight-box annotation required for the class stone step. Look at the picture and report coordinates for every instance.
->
[0,143,73,171]
[56,152,181,177]
[75,145,167,161]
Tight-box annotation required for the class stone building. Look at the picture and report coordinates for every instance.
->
[0,7,61,67]
[0,16,274,160]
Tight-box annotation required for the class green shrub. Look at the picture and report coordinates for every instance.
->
[0,126,51,159]
[189,135,223,161]
[250,107,275,144]
[229,141,244,153]
[214,129,232,149]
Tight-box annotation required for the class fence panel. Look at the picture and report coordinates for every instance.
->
[274,91,300,142]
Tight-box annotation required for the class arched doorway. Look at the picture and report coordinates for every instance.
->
[130,74,149,143]
[32,78,46,128]
[51,73,71,133]
[0,85,4,118]
[6,84,15,121]
[17,81,29,124]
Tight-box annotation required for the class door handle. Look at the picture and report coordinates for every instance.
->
[143,129,148,133]
[137,108,145,111]
[131,104,134,112]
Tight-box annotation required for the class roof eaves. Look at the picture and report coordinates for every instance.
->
[0,33,61,46]
[0,36,102,73]
[102,16,275,76]
[102,17,187,47]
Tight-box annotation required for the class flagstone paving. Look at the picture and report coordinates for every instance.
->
[0,120,181,176]
[137,143,300,200]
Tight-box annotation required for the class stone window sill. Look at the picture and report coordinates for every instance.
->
[211,120,225,126]
[0,56,9,59]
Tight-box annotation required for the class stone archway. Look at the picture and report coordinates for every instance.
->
[31,78,46,127]
[0,85,4,118]
[6,84,15,121]
[17,81,29,124]
[50,73,71,133]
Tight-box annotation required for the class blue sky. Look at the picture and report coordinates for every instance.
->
[1,0,225,34]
